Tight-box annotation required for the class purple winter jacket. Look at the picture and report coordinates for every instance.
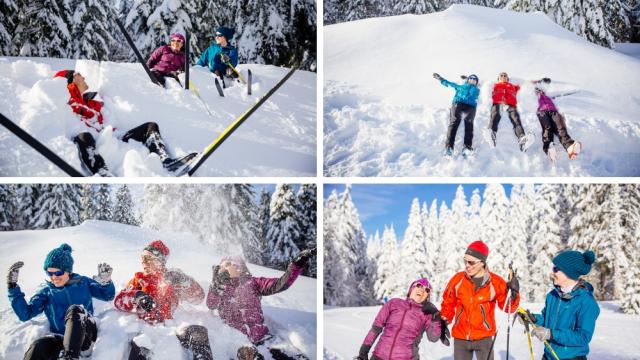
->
[363,298,441,360]
[206,262,302,343]
[537,91,558,112]
[146,45,186,75]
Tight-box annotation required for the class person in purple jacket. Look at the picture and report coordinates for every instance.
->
[207,248,316,360]
[534,78,581,162]
[146,33,186,86]
[356,278,445,360]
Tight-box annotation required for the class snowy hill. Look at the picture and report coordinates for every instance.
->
[324,303,640,360]
[0,221,316,359]
[324,5,640,176]
[0,58,316,176]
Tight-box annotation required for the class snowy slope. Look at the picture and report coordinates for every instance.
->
[0,58,316,176]
[324,5,640,176]
[324,302,640,360]
[0,221,316,359]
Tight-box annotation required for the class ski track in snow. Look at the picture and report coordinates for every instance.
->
[324,303,640,360]
[324,5,640,177]
[0,221,317,360]
[0,57,316,177]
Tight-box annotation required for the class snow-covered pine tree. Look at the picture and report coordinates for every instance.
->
[467,188,482,241]
[267,184,301,269]
[391,0,440,15]
[290,0,317,70]
[375,225,400,300]
[13,0,72,57]
[94,184,113,221]
[366,230,382,296]
[0,0,19,56]
[12,184,39,230]
[480,184,510,275]
[124,0,156,60]
[508,184,535,298]
[398,198,430,291]
[32,184,82,229]
[441,187,469,285]
[70,0,117,60]
[297,184,317,276]
[323,189,340,304]
[620,184,640,314]
[256,188,272,266]
[226,184,261,264]
[113,184,138,225]
[80,184,98,221]
[0,185,15,231]
[422,199,442,298]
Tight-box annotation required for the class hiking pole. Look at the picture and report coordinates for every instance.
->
[224,61,247,83]
[523,318,535,360]
[517,308,560,360]
[485,331,498,360]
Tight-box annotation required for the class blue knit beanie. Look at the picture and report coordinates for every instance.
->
[214,26,235,41]
[43,243,74,273]
[552,250,595,280]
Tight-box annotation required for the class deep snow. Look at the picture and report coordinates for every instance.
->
[324,302,640,360]
[0,221,317,359]
[0,58,316,176]
[324,5,640,177]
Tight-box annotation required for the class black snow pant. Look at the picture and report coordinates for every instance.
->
[24,305,97,360]
[129,325,213,360]
[74,122,168,174]
[241,334,308,360]
[151,70,181,87]
[489,104,525,140]
[536,110,574,154]
[453,337,494,360]
[542,355,587,360]
[446,102,476,150]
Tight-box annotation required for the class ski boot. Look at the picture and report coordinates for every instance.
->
[462,146,475,159]
[58,350,79,360]
[444,147,454,158]
[237,346,264,360]
[567,141,581,160]
[518,132,535,152]
[162,152,198,173]
[547,143,558,165]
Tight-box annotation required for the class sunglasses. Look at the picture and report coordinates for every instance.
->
[215,34,224,38]
[170,39,183,43]
[46,270,65,277]
[552,266,560,273]
[141,254,159,262]
[415,283,431,291]
[464,259,481,266]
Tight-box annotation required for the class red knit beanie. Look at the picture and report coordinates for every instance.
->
[54,69,75,84]
[465,240,489,262]
[143,240,170,264]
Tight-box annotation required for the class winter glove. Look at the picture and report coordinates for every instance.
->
[93,262,113,285]
[440,318,451,346]
[506,273,519,300]
[134,291,156,312]
[433,73,442,81]
[531,326,551,342]
[220,53,231,63]
[293,248,317,267]
[421,301,438,315]
[542,77,551,83]
[7,261,24,288]
[356,344,370,360]
[516,309,537,325]
[211,265,231,293]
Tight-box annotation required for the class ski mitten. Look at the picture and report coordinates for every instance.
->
[134,291,156,312]
[532,326,551,341]
[433,73,442,81]
[293,248,317,267]
[507,273,519,300]
[440,318,451,346]
[93,262,113,285]
[220,53,230,63]
[357,344,370,360]
[211,265,230,292]
[421,301,438,315]
[7,261,24,288]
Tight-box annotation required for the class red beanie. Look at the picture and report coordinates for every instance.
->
[54,69,74,84]
[143,240,170,264]
[466,240,489,262]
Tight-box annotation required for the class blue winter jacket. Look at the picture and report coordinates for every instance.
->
[196,43,239,75]
[8,273,115,335]
[440,79,480,107]
[533,281,600,359]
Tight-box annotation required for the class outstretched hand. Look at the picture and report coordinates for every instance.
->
[7,261,24,288]
[293,248,317,267]
[440,318,451,346]
[134,291,156,312]
[211,265,230,292]
[93,262,113,285]
[433,73,442,81]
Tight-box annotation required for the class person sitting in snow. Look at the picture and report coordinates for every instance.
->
[196,26,239,79]
[114,240,211,360]
[488,72,532,151]
[433,73,480,156]
[356,278,443,360]
[147,32,187,87]
[207,248,315,360]
[6,243,115,360]
[54,70,192,176]
[533,78,581,163]
[517,250,600,360]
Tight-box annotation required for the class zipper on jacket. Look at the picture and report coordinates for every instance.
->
[389,308,409,359]
[479,304,491,330]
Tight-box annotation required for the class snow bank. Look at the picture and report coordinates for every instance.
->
[324,5,640,176]
[0,58,316,176]
[0,221,316,359]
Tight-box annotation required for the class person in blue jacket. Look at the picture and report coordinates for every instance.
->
[518,250,600,360]
[433,72,481,156]
[197,26,239,78]
[6,243,115,360]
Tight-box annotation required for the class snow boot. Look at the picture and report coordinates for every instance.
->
[237,346,264,360]
[567,141,581,160]
[462,146,475,159]
[268,348,309,360]
[518,133,535,152]
[58,351,79,360]
[547,143,558,165]
[444,147,454,158]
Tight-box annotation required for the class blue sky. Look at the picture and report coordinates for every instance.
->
[324,184,514,240]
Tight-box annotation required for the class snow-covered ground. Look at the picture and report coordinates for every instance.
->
[324,5,640,177]
[0,221,316,359]
[615,43,640,60]
[0,58,316,176]
[324,302,640,360]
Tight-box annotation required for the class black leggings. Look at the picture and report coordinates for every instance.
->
[129,325,212,360]
[446,102,476,149]
[537,110,574,153]
[489,104,525,139]
[24,305,97,360]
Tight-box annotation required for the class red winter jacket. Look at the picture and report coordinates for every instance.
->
[66,83,104,131]
[492,82,520,107]
[114,271,178,324]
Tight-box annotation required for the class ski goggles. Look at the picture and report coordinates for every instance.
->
[46,270,65,277]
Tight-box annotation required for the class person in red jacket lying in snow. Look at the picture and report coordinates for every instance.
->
[487,72,533,151]
[114,240,211,360]
[54,70,192,176]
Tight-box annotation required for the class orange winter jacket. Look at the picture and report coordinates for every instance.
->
[66,83,104,131]
[440,271,519,341]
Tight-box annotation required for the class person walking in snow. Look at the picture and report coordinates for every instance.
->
[6,243,115,360]
[207,248,315,360]
[54,70,193,175]
[488,72,532,151]
[518,250,600,360]
[114,240,211,360]
[197,26,239,79]
[355,278,443,360]
[146,33,187,87]
[533,78,581,163]
[433,73,480,156]
[440,240,520,360]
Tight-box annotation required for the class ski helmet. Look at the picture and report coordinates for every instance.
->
[467,74,479,83]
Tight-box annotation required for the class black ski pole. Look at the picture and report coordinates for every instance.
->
[185,30,190,90]
[113,18,161,86]
[486,332,497,360]
[0,113,84,177]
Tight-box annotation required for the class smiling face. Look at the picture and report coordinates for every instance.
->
[219,260,242,278]
[498,72,509,83]
[409,283,430,304]
[551,266,575,288]
[170,38,183,52]
[463,254,485,277]
[215,33,228,47]
[46,267,70,287]
[72,72,88,92]
[141,252,164,275]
